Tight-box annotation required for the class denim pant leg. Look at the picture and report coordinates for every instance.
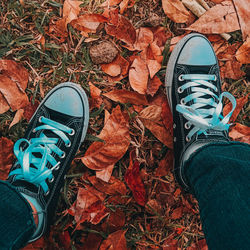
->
[0,181,35,250]
[185,142,250,250]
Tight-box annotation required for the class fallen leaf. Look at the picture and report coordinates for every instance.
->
[22,237,45,250]
[103,89,148,105]
[229,123,250,143]
[23,100,40,122]
[146,59,161,79]
[119,0,129,14]
[129,56,149,94]
[83,232,103,250]
[99,230,127,250]
[9,109,24,129]
[134,27,154,51]
[155,150,174,177]
[89,82,103,109]
[101,61,121,76]
[102,208,125,232]
[139,105,162,122]
[223,94,249,122]
[63,0,82,26]
[236,38,250,64]
[171,207,183,219]
[49,18,68,43]
[106,15,136,46]
[162,0,191,23]
[186,1,240,34]
[125,152,147,206]
[71,14,108,35]
[232,0,250,40]
[161,99,173,135]
[146,199,162,214]
[0,137,14,180]
[81,106,130,170]
[0,93,9,114]
[96,164,114,182]
[147,76,162,96]
[101,0,123,7]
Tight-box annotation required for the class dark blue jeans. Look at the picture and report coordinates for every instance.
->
[0,142,249,249]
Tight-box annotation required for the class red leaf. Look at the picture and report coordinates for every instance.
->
[105,15,136,46]
[99,230,127,250]
[155,150,174,177]
[171,207,183,219]
[23,100,40,122]
[161,99,173,135]
[125,158,147,206]
[147,75,162,97]
[89,82,102,109]
[0,137,14,180]
[229,123,250,144]
[81,106,130,170]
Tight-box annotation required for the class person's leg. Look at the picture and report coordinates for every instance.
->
[185,142,250,250]
[0,180,35,250]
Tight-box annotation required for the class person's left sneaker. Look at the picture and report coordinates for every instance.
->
[7,82,89,242]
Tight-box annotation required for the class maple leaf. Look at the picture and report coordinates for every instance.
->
[236,38,250,64]
[232,0,250,40]
[0,60,29,114]
[129,56,149,94]
[125,152,147,206]
[105,14,136,46]
[81,106,130,170]
[0,137,14,180]
[186,1,240,34]
[162,0,192,23]
[103,89,148,105]
[99,230,127,250]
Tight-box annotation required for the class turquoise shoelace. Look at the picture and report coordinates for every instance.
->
[9,116,74,195]
[176,74,236,141]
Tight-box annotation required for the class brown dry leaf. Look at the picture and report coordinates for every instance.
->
[63,0,82,26]
[162,0,191,23]
[101,60,121,77]
[102,208,125,233]
[161,99,173,135]
[9,109,24,129]
[147,76,162,97]
[155,150,174,177]
[0,93,9,114]
[223,94,249,122]
[148,41,163,63]
[236,38,250,64]
[0,75,29,112]
[103,89,148,105]
[187,1,240,34]
[23,100,40,122]
[119,0,129,14]
[99,230,127,250]
[171,206,183,219]
[81,106,130,170]
[71,14,108,36]
[139,105,162,122]
[229,123,250,143]
[105,14,136,46]
[96,164,114,182]
[210,0,224,3]
[129,56,149,94]
[49,18,68,43]
[232,0,250,40]
[146,59,161,79]
[89,82,102,109]
[101,0,123,7]
[133,27,154,51]
[0,137,14,180]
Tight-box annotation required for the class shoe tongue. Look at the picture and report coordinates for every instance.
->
[184,65,213,75]
[12,179,39,194]
[47,107,73,125]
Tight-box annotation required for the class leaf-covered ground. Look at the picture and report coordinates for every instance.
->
[0,0,249,249]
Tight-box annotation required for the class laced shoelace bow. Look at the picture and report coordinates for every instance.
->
[9,116,74,195]
[176,74,236,141]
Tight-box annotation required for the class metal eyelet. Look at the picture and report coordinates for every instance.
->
[180,98,186,105]
[39,116,43,123]
[177,87,184,93]
[214,75,217,81]
[178,75,184,81]
[173,137,177,142]
[69,129,75,136]
[66,142,71,148]
[184,122,191,130]
[49,177,54,183]
[173,123,176,129]
[186,136,191,142]
[60,152,66,159]
[32,129,36,133]
[45,190,50,196]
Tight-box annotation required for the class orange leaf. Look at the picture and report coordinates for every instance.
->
[101,61,121,77]
[105,15,136,46]
[103,89,148,105]
[89,82,102,109]
[0,93,9,114]
[63,0,82,26]
[139,105,162,122]
[101,0,123,7]
[161,99,173,135]
[0,137,14,180]
[147,75,162,97]
[229,123,250,144]
[119,0,129,14]
[186,1,240,34]
[23,100,40,122]
[49,18,68,42]
[146,59,161,79]
[162,0,191,23]
[236,38,250,64]
[81,106,130,170]
[96,164,114,182]
[9,109,24,129]
[223,94,249,122]
[232,0,250,40]
[129,57,149,94]
[125,158,147,206]
[134,27,154,51]
[99,230,127,250]
[155,150,174,177]
[171,207,183,219]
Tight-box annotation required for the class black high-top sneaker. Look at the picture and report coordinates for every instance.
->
[7,82,89,241]
[165,33,236,190]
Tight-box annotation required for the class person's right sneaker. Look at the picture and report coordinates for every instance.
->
[165,33,236,190]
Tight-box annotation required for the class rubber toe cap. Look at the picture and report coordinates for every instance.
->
[177,36,216,66]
